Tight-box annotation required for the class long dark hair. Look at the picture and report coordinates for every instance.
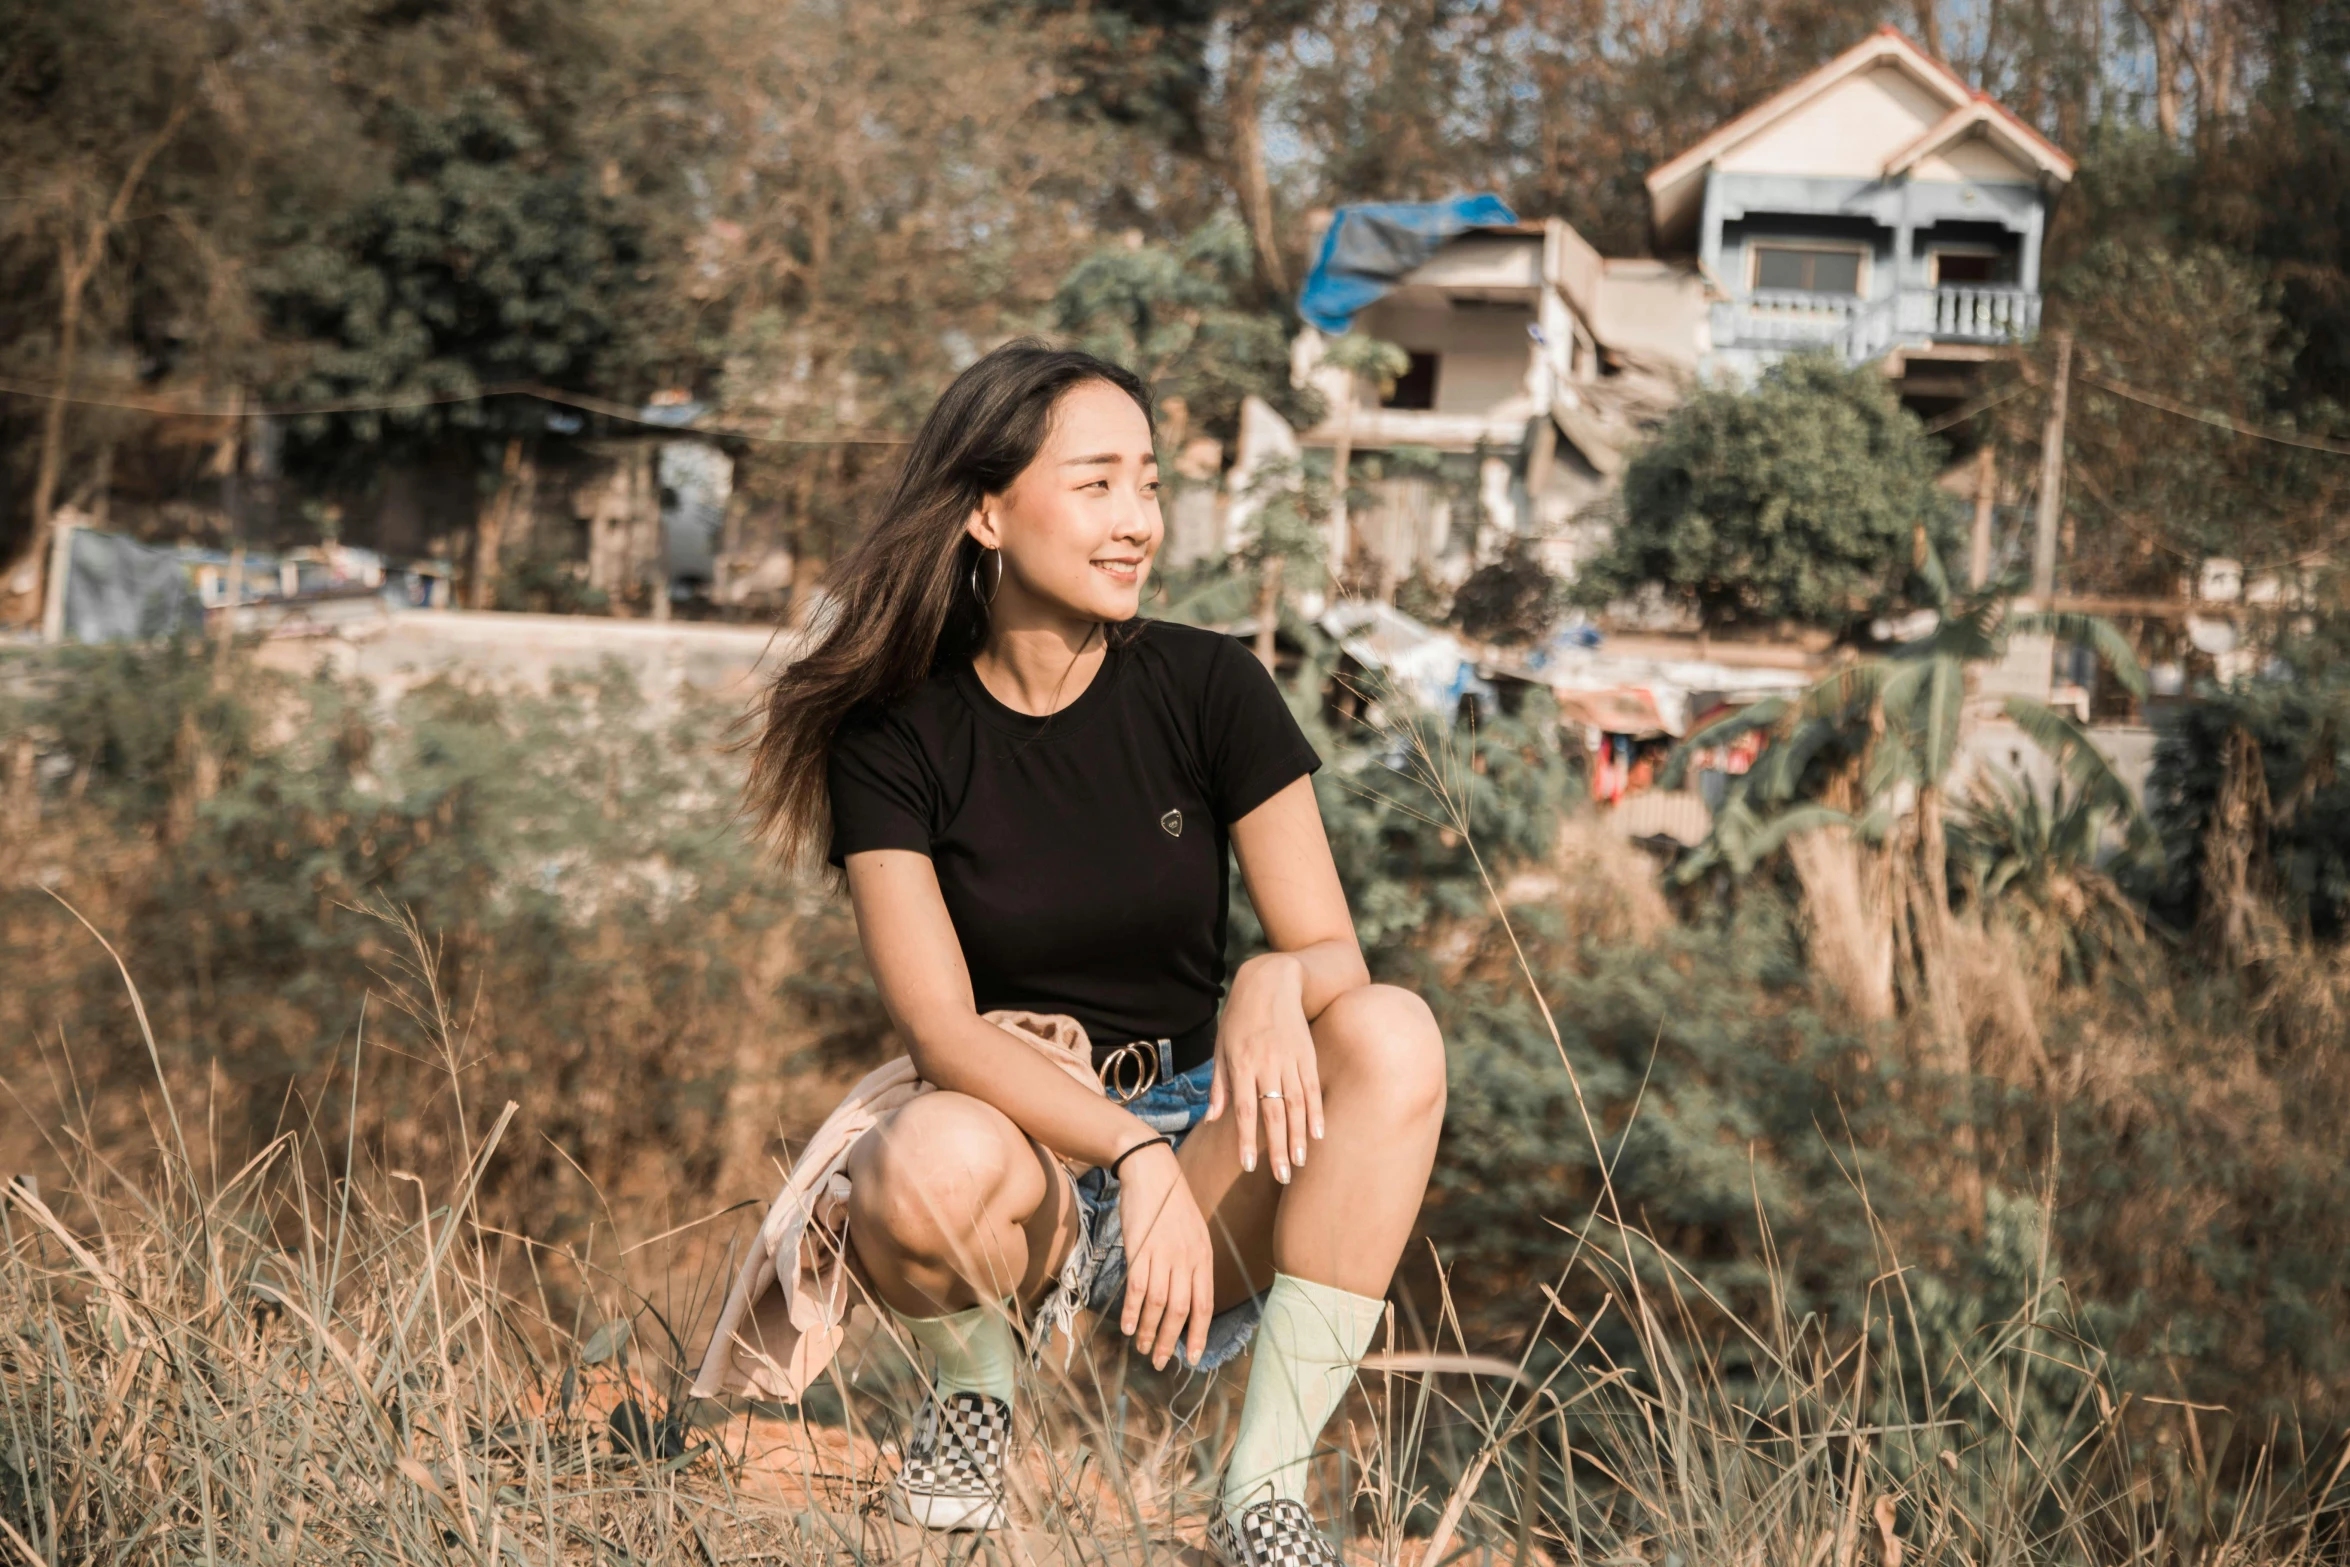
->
[746,339,1155,866]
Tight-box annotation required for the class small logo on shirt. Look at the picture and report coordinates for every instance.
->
[1160,809,1183,837]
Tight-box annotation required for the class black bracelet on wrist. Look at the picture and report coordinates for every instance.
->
[1106,1134,1176,1181]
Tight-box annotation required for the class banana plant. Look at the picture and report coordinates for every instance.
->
[1662,541,2149,1229]
[1669,540,2150,885]
[1670,540,2146,1049]
[1948,769,2148,982]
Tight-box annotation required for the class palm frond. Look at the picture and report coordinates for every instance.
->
[1702,797,1856,876]
[1798,659,1891,723]
[1662,697,1787,789]
[1739,803,1861,865]
[1877,656,1936,718]
[1920,656,1965,783]
[1911,524,1953,610]
[1742,715,1851,807]
[1860,727,1919,802]
[2000,696,2152,849]
[2011,610,2151,698]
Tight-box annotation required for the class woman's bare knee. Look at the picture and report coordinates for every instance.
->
[1316,984,1447,1126]
[847,1092,1037,1261]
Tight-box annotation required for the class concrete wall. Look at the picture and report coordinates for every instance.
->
[1590,261,1709,371]
[1717,61,1954,178]
[1399,234,1543,291]
[253,606,803,713]
[1958,719,2158,808]
[1353,299,1539,419]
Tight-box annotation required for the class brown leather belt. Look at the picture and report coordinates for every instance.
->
[1090,1016,1218,1103]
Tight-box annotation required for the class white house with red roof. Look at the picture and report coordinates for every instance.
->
[1647,26,2075,388]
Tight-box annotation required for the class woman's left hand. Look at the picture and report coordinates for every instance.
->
[1208,952,1325,1183]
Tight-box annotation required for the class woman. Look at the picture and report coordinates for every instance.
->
[746,340,1446,1567]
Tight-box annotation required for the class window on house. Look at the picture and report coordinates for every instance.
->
[1752,245,1864,295]
[1383,351,1439,411]
[1931,249,2017,285]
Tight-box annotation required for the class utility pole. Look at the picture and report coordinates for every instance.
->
[1969,442,1997,589]
[215,388,245,675]
[2031,330,2071,600]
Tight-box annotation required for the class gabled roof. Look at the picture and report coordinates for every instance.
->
[1645,28,2074,249]
[1882,98,2075,183]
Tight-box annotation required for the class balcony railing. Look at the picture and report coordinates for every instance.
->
[1716,290,1897,361]
[1716,285,2040,362]
[1925,284,2038,343]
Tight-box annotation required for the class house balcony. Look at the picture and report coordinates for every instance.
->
[1916,284,2040,343]
[1711,285,2041,366]
[1297,404,1535,453]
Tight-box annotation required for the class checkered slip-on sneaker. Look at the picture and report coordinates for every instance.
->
[887,1390,1010,1531]
[1207,1495,1345,1567]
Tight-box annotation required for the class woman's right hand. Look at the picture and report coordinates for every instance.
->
[1113,1138,1213,1371]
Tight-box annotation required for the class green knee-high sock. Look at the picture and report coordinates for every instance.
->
[888,1299,1020,1404]
[1222,1274,1387,1512]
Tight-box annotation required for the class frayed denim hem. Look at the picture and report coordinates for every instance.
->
[1026,1056,1260,1375]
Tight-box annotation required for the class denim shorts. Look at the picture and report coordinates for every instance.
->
[1027,1056,1262,1374]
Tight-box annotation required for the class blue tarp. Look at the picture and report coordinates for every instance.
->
[1296,195,1520,335]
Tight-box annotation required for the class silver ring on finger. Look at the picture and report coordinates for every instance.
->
[1261,1087,1283,1101]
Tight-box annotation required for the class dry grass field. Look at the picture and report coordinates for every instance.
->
[6,900,2345,1567]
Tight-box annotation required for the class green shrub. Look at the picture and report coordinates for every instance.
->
[4,643,805,1245]
[1574,351,1956,634]
[2144,679,2350,940]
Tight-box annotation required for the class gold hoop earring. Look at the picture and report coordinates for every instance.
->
[970,547,1004,608]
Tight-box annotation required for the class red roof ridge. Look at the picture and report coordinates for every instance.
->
[1647,26,2075,210]
[1876,27,2077,174]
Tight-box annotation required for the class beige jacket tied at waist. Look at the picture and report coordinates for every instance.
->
[691,1010,1100,1403]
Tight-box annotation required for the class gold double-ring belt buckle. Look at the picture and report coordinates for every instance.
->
[1097,1041,1159,1104]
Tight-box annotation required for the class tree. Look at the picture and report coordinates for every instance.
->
[2145,679,2350,953]
[1276,0,1893,255]
[1,96,195,615]
[1050,216,1319,443]
[0,0,322,618]
[680,0,1152,572]
[1316,332,1409,588]
[2230,0,2350,406]
[259,91,666,449]
[1227,454,1327,670]
[2027,235,2350,601]
[1452,538,1567,647]
[1211,2,1318,297]
[1577,352,1954,635]
[251,84,674,599]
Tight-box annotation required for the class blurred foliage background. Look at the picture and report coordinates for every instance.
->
[6,626,2349,1450]
[4,0,2350,603]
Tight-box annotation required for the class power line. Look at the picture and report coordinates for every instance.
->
[9,361,2342,460]
[2077,372,2350,459]
[1909,366,2346,456]
[1920,379,2027,434]
[0,374,909,447]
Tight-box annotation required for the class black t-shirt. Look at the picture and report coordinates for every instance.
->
[826,619,1321,1045]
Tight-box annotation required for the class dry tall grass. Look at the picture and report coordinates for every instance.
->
[8,906,2345,1566]
[6,667,2347,1565]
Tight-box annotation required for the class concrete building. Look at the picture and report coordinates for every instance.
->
[1277,216,1703,587]
[1647,26,2074,400]
[1257,29,2071,585]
